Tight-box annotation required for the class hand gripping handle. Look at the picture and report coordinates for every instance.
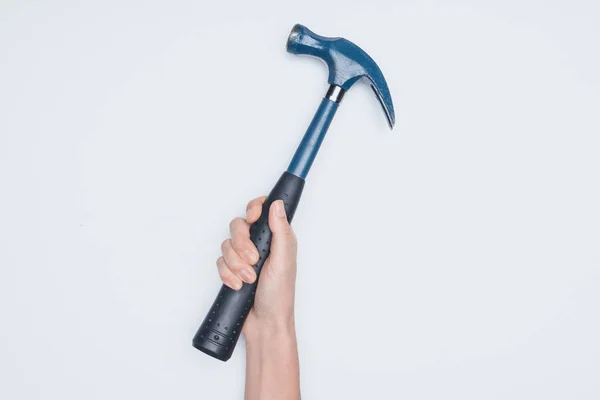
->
[192,172,305,361]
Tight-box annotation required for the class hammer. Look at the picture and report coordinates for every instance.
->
[193,24,395,361]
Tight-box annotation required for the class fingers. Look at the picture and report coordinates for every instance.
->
[217,256,243,290]
[229,217,259,265]
[215,196,268,291]
[221,238,257,285]
[245,196,267,224]
[268,200,297,263]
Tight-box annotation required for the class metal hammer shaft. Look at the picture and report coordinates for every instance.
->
[287,85,345,179]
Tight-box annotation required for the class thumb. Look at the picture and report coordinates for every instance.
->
[268,200,297,263]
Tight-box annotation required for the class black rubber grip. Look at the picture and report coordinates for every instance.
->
[193,172,305,361]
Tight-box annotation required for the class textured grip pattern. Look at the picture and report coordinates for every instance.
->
[193,172,305,361]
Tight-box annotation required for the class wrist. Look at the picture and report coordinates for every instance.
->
[244,314,296,344]
[244,319,298,369]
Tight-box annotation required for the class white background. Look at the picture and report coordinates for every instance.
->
[1,0,599,399]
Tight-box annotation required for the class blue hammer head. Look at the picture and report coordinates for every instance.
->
[287,24,395,128]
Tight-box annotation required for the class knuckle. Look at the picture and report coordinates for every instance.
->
[231,231,251,247]
[230,238,247,254]
[250,196,266,207]
[222,251,245,270]
[247,206,261,221]
[220,239,231,252]
[229,217,244,231]
[229,238,241,252]
[227,258,246,271]
[231,225,249,241]
[217,267,228,279]
[247,196,266,213]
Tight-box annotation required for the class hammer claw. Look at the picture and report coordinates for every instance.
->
[370,82,395,129]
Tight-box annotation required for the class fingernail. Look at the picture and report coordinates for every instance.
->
[275,200,286,218]
[231,280,243,290]
[244,249,259,264]
[240,268,256,283]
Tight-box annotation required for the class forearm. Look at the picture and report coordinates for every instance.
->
[244,322,300,400]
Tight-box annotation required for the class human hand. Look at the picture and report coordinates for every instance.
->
[217,197,298,336]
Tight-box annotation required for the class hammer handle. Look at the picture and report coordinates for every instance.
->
[193,172,305,361]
